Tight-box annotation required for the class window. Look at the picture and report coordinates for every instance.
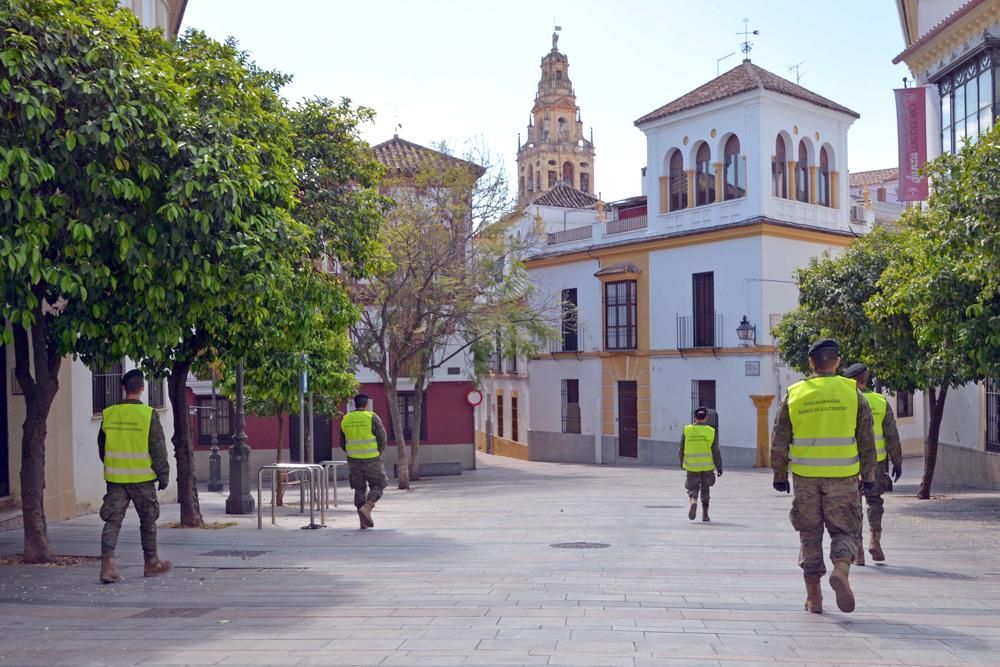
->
[580,173,590,194]
[92,360,124,414]
[527,165,534,192]
[938,51,997,154]
[536,173,541,191]
[669,150,688,211]
[695,143,715,206]
[986,378,1000,453]
[797,140,810,203]
[876,187,887,202]
[511,396,519,442]
[148,378,166,409]
[197,396,234,445]
[772,135,788,198]
[692,272,716,348]
[548,170,557,188]
[562,379,581,434]
[723,135,745,200]
[496,393,504,438]
[561,288,579,352]
[896,391,914,418]
[390,392,427,442]
[604,280,637,350]
[691,380,717,425]
[818,147,831,207]
[519,175,524,193]
[562,161,574,186]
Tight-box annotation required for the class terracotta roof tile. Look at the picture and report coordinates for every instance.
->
[371,135,485,178]
[635,61,859,125]
[849,168,899,187]
[530,184,599,209]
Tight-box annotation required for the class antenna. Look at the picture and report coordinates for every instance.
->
[788,61,806,85]
[738,18,759,58]
[393,107,401,138]
[717,51,736,76]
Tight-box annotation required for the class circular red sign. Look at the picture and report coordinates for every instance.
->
[466,389,483,406]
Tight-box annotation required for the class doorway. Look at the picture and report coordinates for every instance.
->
[0,345,9,497]
[618,381,638,458]
[289,413,334,463]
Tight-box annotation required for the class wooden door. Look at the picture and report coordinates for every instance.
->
[693,272,715,347]
[0,345,8,497]
[618,381,638,458]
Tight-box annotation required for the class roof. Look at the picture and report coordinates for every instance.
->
[893,0,988,64]
[635,60,860,125]
[594,262,641,277]
[371,135,485,179]
[531,184,599,209]
[849,168,899,187]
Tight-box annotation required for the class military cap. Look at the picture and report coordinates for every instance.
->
[807,338,840,357]
[842,363,868,379]
[354,393,369,403]
[120,368,144,386]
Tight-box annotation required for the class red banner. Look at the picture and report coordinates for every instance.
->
[895,87,928,201]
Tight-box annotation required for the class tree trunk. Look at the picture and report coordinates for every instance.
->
[918,385,949,500]
[384,380,410,489]
[275,411,285,506]
[13,320,60,564]
[409,375,426,481]
[167,358,204,527]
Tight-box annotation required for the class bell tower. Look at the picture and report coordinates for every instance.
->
[516,30,595,202]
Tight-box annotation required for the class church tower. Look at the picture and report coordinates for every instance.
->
[517,31,595,202]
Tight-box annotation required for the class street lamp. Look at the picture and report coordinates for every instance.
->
[225,358,254,514]
[736,315,757,346]
[207,368,223,491]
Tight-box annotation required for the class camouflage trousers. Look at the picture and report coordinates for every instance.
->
[862,460,891,531]
[100,481,160,557]
[790,475,862,577]
[348,457,387,509]
[685,471,715,505]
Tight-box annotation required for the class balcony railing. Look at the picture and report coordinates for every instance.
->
[547,225,592,245]
[677,313,724,350]
[605,214,648,235]
[551,322,585,353]
[489,352,502,374]
[505,355,518,375]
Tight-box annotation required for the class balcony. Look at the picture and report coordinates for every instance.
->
[677,313,724,350]
[551,322,585,353]
[505,355,518,375]
[605,214,647,235]
[547,225,593,245]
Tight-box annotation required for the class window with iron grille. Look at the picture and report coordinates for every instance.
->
[496,393,504,438]
[896,391,914,418]
[985,378,999,453]
[197,396,234,445]
[511,396,519,442]
[388,392,427,442]
[91,360,124,415]
[604,280,637,350]
[561,288,578,352]
[561,379,581,434]
[148,378,166,409]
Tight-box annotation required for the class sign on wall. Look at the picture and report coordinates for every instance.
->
[895,87,928,201]
[745,361,761,377]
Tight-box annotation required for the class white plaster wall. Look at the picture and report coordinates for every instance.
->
[528,258,602,353]
[477,375,531,442]
[525,358,601,435]
[916,1,966,37]
[938,382,984,451]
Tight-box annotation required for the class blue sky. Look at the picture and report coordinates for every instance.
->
[182,0,911,201]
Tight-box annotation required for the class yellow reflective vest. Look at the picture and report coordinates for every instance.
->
[682,424,716,472]
[787,376,860,478]
[102,403,156,484]
[862,391,888,462]
[341,410,379,459]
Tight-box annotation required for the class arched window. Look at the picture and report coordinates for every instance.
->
[695,143,714,206]
[527,165,534,192]
[557,117,568,140]
[818,147,831,207]
[723,135,745,200]
[797,140,810,203]
[669,150,687,211]
[772,135,788,198]
[562,161,574,186]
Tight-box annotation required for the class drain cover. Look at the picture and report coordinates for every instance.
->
[550,542,610,549]
[129,608,216,618]
[199,550,268,558]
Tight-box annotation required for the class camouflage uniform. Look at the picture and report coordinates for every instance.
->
[341,412,389,509]
[678,428,722,506]
[862,394,903,532]
[97,400,169,557]
[771,374,877,577]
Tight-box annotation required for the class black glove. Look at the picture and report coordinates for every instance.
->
[773,480,790,493]
[862,480,875,493]
[157,477,168,491]
[891,462,902,482]
[716,469,723,477]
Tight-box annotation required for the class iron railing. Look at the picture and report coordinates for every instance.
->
[605,214,648,235]
[987,377,1000,453]
[552,322,585,353]
[547,225,592,245]
[676,313,724,349]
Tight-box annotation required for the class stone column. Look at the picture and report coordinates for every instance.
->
[750,394,775,468]
[659,176,668,213]
[787,161,797,200]
[685,170,695,208]
[831,171,840,208]
[714,162,724,202]
[809,166,818,205]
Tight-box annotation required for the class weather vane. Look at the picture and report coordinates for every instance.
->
[739,18,759,58]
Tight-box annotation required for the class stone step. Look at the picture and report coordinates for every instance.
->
[0,506,23,533]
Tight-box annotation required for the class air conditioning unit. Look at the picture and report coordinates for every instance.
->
[849,205,867,223]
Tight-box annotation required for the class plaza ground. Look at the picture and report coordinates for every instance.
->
[0,454,998,666]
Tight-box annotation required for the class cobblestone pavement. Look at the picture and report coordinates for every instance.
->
[1,454,998,666]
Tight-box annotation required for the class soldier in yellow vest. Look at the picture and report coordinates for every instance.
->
[679,406,722,522]
[339,394,388,529]
[97,369,171,584]
[843,363,903,564]
[771,339,877,614]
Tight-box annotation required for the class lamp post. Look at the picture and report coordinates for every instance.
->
[225,358,254,514]
[736,315,757,346]
[207,368,223,491]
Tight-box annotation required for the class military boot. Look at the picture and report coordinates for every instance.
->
[688,497,697,520]
[358,500,375,528]
[701,504,710,522]
[829,559,855,613]
[143,555,172,578]
[854,542,866,566]
[868,529,885,561]
[803,575,823,614]
[99,553,121,584]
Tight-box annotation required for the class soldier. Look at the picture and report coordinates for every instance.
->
[842,363,903,564]
[679,406,723,522]
[771,339,877,614]
[339,394,388,529]
[97,369,172,583]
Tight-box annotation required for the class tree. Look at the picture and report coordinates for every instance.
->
[350,142,551,487]
[0,0,185,561]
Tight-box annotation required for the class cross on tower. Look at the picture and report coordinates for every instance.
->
[739,18,759,58]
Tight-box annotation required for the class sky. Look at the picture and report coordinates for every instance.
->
[182,0,911,202]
